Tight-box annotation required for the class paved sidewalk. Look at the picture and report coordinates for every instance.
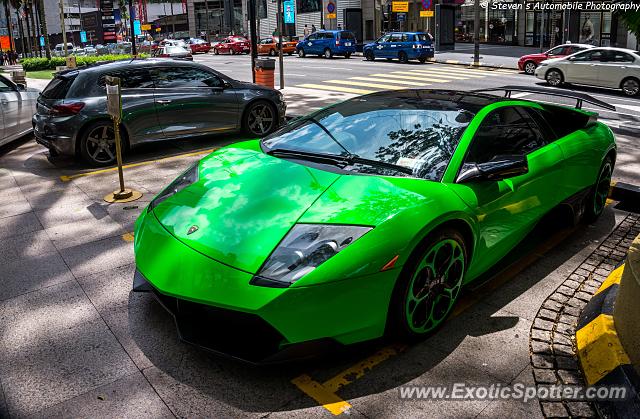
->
[430,44,538,70]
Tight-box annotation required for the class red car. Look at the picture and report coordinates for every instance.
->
[518,43,594,74]
[213,36,251,55]
[188,38,212,54]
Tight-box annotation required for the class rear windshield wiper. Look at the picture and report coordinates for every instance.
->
[266,148,414,176]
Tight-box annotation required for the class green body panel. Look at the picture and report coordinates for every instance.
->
[134,99,616,349]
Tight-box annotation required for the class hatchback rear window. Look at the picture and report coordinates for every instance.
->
[339,31,355,40]
[41,76,75,99]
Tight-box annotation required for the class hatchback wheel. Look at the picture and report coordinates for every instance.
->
[324,48,333,59]
[80,121,118,166]
[297,48,305,57]
[365,50,375,61]
[545,69,563,87]
[243,101,276,137]
[524,61,537,75]
[621,77,640,96]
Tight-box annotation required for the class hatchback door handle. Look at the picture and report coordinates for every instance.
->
[157,99,172,104]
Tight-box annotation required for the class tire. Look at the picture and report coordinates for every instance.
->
[387,228,467,339]
[621,77,640,97]
[584,156,613,223]
[399,51,409,64]
[230,48,236,55]
[344,52,351,59]
[418,57,426,64]
[524,61,537,75]
[365,50,375,61]
[287,52,293,56]
[297,48,305,58]
[545,69,563,87]
[242,101,277,137]
[214,48,219,55]
[269,48,276,56]
[386,58,393,61]
[79,120,119,167]
[324,48,333,59]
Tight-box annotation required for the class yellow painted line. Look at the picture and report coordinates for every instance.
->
[445,60,459,64]
[410,68,486,78]
[609,180,617,198]
[296,83,373,95]
[291,375,352,415]
[439,66,510,76]
[59,148,217,182]
[576,314,631,385]
[595,263,624,295]
[122,232,135,242]
[349,76,429,86]
[325,79,402,90]
[405,70,470,80]
[389,71,452,82]
[370,73,444,83]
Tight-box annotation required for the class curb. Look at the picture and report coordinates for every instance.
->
[610,182,640,212]
[576,264,640,418]
[427,56,519,70]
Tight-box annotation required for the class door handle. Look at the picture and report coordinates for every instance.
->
[157,99,172,104]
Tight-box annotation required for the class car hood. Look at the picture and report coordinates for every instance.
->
[540,57,564,65]
[520,53,547,61]
[152,143,340,273]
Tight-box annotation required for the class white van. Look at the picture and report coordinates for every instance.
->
[53,43,75,57]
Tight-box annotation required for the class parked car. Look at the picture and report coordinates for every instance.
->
[53,43,75,57]
[152,45,193,60]
[0,74,38,147]
[518,43,593,74]
[160,39,187,48]
[188,38,212,54]
[535,47,640,96]
[296,30,356,58]
[83,46,98,56]
[257,36,297,56]
[95,44,109,55]
[213,36,251,55]
[32,59,286,166]
[363,32,434,63]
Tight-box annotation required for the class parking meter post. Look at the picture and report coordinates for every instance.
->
[248,0,258,83]
[276,0,285,89]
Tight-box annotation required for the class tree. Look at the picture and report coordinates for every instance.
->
[616,10,640,41]
[36,0,49,58]
[2,0,14,51]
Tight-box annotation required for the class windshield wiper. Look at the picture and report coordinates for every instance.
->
[267,148,414,176]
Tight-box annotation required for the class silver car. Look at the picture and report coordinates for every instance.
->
[32,59,286,166]
[1,74,38,147]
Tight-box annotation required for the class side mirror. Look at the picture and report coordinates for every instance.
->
[457,154,529,183]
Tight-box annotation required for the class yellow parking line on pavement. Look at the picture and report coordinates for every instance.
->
[291,375,353,415]
[325,80,403,90]
[389,71,452,82]
[405,70,469,80]
[349,76,429,86]
[296,83,374,95]
[410,68,486,78]
[122,232,135,242]
[59,148,217,182]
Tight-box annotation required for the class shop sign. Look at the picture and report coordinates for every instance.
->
[392,1,409,12]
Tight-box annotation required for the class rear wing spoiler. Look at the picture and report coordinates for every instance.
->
[471,85,616,112]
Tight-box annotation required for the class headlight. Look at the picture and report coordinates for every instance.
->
[149,161,199,211]
[252,224,372,287]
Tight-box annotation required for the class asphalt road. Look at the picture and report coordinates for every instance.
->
[195,53,640,185]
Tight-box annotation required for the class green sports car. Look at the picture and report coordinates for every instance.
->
[133,87,616,363]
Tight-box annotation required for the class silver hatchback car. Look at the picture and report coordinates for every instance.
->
[1,74,38,147]
[33,59,286,165]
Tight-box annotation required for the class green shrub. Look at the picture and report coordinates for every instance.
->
[22,54,149,72]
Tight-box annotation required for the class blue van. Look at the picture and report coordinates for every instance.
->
[363,32,434,63]
[296,30,357,58]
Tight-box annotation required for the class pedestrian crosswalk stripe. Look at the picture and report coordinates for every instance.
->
[325,80,403,90]
[425,65,506,76]
[388,72,452,82]
[405,70,469,80]
[370,73,439,82]
[349,76,429,86]
[409,68,486,78]
[296,83,373,95]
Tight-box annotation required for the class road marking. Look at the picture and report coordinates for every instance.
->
[325,79,404,90]
[370,73,441,82]
[349,76,429,86]
[405,70,471,80]
[122,232,135,242]
[430,66,505,76]
[512,92,532,98]
[296,83,374,95]
[409,68,486,79]
[59,148,217,182]
[612,103,640,113]
[445,60,460,64]
[388,71,451,82]
[595,263,624,295]
[291,344,406,416]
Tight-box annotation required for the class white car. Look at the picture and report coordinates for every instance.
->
[535,47,640,96]
[0,74,38,147]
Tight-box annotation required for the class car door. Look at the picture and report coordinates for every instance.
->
[564,49,604,84]
[151,65,239,139]
[0,75,21,140]
[303,33,318,54]
[597,50,635,88]
[387,33,403,59]
[446,106,564,278]
[374,34,390,58]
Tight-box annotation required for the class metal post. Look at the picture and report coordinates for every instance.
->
[539,3,545,52]
[276,0,284,88]
[59,0,68,57]
[128,0,137,55]
[473,0,480,66]
[248,0,258,82]
[204,0,211,41]
[170,1,175,36]
[77,0,82,47]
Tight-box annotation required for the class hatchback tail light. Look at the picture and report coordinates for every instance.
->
[51,102,85,116]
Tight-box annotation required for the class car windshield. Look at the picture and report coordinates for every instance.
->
[262,92,477,180]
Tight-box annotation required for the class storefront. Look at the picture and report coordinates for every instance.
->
[190,0,244,38]
[454,0,519,45]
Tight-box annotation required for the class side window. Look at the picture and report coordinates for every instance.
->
[98,69,153,89]
[390,34,402,42]
[521,107,555,144]
[0,76,13,92]
[151,67,223,88]
[307,33,317,41]
[570,50,593,61]
[547,46,564,56]
[611,51,634,62]
[401,34,409,42]
[379,34,391,42]
[587,50,606,61]
[466,107,543,164]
